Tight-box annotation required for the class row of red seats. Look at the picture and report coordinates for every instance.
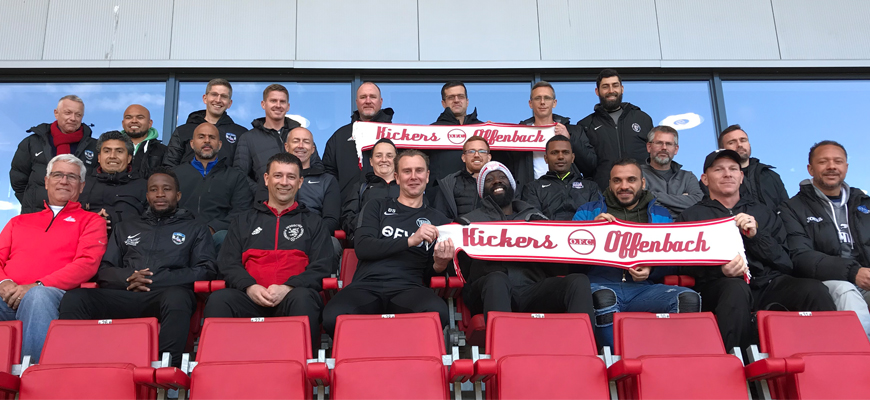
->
[0,310,864,399]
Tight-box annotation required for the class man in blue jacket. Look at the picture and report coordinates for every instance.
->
[573,158,700,347]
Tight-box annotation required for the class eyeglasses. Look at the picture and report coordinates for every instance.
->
[446,94,467,101]
[464,149,490,155]
[651,141,677,148]
[531,96,555,102]
[49,172,81,182]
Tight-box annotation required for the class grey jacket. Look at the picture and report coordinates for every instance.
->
[641,160,703,219]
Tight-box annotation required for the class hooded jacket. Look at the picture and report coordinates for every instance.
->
[522,164,600,221]
[322,108,395,210]
[578,103,653,189]
[432,169,480,222]
[298,160,340,233]
[234,116,303,195]
[700,158,789,215]
[79,168,147,229]
[459,197,562,285]
[779,181,870,284]
[573,190,676,282]
[175,157,253,233]
[340,172,400,241]
[511,114,596,180]
[124,127,166,176]
[641,160,703,219]
[95,207,216,290]
[0,201,106,289]
[163,110,249,167]
[678,196,792,291]
[11,123,98,214]
[426,107,484,185]
[218,201,334,291]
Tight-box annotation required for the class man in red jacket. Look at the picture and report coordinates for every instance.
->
[0,154,107,362]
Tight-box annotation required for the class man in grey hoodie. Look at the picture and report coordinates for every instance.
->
[779,140,870,339]
[640,125,703,219]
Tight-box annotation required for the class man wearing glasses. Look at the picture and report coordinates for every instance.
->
[0,154,107,362]
[427,81,484,190]
[432,135,492,222]
[640,125,703,219]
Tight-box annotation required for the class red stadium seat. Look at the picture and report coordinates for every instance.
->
[610,312,748,399]
[165,316,315,399]
[15,318,172,399]
[747,311,870,400]
[0,321,22,397]
[471,312,609,400]
[327,312,470,400]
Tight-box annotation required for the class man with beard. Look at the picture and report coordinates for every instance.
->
[704,125,789,214]
[432,135,491,222]
[340,139,399,241]
[578,69,653,190]
[458,161,595,323]
[322,150,454,335]
[175,123,252,249]
[11,95,98,214]
[323,82,395,216]
[205,153,333,351]
[121,104,166,176]
[78,131,147,233]
[640,126,703,218]
[678,150,834,351]
[522,136,599,221]
[508,81,596,184]
[427,81,484,185]
[164,79,248,167]
[779,141,870,340]
[235,84,302,201]
[59,167,216,367]
[572,158,700,347]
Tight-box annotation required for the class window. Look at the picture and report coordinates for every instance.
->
[551,81,718,179]
[722,80,870,196]
[0,82,165,225]
[177,82,351,155]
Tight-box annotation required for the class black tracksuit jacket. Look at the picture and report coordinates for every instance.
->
[520,165,600,221]
[175,158,253,233]
[578,103,653,189]
[163,111,249,168]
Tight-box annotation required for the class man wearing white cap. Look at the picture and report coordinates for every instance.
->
[458,161,595,323]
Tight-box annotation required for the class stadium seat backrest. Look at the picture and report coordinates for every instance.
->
[332,313,445,360]
[196,317,312,363]
[340,249,358,286]
[39,318,157,366]
[486,312,596,359]
[0,321,21,372]
[614,312,725,358]
[757,311,870,357]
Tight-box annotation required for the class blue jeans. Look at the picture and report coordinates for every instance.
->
[0,286,65,363]
[591,282,699,348]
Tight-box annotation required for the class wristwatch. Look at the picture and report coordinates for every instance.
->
[35,281,44,286]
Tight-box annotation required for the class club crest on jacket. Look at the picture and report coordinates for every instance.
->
[172,232,186,245]
[284,224,304,241]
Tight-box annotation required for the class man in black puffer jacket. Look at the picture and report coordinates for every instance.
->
[11,95,98,214]
[323,82,395,215]
[577,70,653,190]
[426,81,484,186]
[78,131,147,233]
[234,84,303,200]
[458,161,594,324]
[163,79,248,168]
[59,168,217,367]
[678,150,834,350]
[432,135,491,222]
[521,136,599,221]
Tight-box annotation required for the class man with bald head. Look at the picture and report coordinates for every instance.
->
[286,127,340,234]
[11,95,98,214]
[323,82,395,218]
[175,122,252,249]
[121,104,166,176]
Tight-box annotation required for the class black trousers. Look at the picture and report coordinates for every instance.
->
[322,282,449,335]
[695,275,836,350]
[203,287,323,352]
[58,286,195,367]
[464,272,595,326]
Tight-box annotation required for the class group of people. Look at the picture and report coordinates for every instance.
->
[2,69,867,367]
